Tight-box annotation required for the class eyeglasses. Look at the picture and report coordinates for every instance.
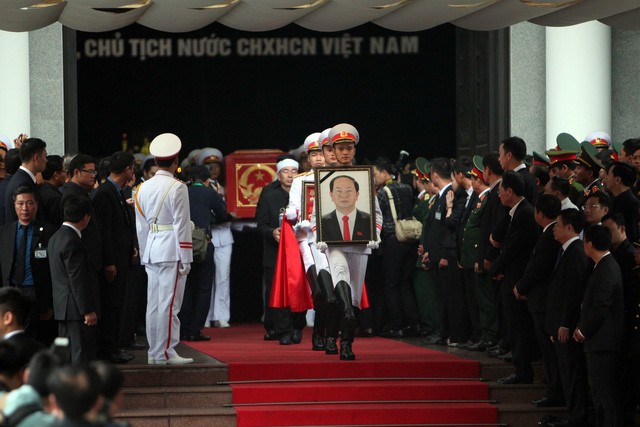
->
[81,169,97,176]
[581,204,602,210]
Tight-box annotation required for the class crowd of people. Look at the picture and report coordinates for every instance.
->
[1,127,640,426]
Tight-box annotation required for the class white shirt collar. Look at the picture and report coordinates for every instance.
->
[489,178,502,190]
[2,330,25,340]
[561,197,578,211]
[19,166,37,183]
[513,163,526,172]
[562,235,581,251]
[477,188,490,198]
[438,182,452,198]
[543,220,557,233]
[63,222,82,239]
[509,197,525,218]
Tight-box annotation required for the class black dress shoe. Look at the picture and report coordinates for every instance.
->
[264,331,279,341]
[325,337,338,355]
[279,334,292,345]
[539,414,563,426]
[487,347,508,357]
[381,329,404,338]
[467,341,489,351]
[339,342,355,360]
[532,397,566,408]
[312,334,325,351]
[403,324,420,337]
[186,333,211,342]
[423,335,445,345]
[292,329,302,344]
[127,342,147,350]
[497,373,533,384]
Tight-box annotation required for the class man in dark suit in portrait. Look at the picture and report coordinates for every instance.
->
[49,196,99,364]
[0,186,56,345]
[574,225,625,427]
[320,175,371,242]
[3,138,47,225]
[489,171,540,385]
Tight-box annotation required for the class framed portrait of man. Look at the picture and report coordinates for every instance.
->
[315,166,376,245]
[301,181,316,222]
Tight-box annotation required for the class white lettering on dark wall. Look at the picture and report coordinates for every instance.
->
[79,34,419,60]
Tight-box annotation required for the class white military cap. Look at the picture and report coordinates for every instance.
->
[329,123,359,145]
[197,147,224,166]
[150,133,181,160]
[319,128,332,147]
[584,130,611,149]
[133,153,146,162]
[187,149,202,165]
[304,132,322,152]
[0,133,13,150]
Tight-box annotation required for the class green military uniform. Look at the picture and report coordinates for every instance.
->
[413,191,430,223]
[568,174,584,205]
[413,193,440,335]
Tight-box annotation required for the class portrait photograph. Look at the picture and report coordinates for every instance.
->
[301,181,316,222]
[315,166,376,245]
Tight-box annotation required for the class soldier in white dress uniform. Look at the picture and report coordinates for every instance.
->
[312,123,382,360]
[134,133,194,365]
[285,132,340,354]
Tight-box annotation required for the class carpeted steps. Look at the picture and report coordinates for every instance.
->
[184,324,500,426]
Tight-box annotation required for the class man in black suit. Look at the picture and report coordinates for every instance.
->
[0,287,46,362]
[603,161,640,244]
[39,154,65,228]
[2,138,47,224]
[320,175,371,242]
[574,225,625,427]
[0,186,56,345]
[545,208,590,427]
[92,151,137,363]
[421,158,459,345]
[489,171,540,385]
[49,196,99,364]
[0,149,21,225]
[498,136,537,206]
[514,194,563,408]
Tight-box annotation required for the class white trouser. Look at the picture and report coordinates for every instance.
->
[208,243,232,322]
[325,247,367,307]
[145,261,187,361]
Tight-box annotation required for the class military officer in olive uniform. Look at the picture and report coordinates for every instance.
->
[545,133,583,205]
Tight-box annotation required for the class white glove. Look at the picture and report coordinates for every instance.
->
[179,262,191,276]
[316,242,328,252]
[285,206,298,221]
[367,239,380,250]
[298,220,311,232]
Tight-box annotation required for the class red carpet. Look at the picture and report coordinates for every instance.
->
[184,324,497,426]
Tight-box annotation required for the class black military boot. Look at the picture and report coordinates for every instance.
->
[319,269,339,355]
[334,280,356,361]
[307,266,325,351]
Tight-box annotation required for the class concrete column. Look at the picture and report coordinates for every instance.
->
[546,22,611,149]
[0,30,30,141]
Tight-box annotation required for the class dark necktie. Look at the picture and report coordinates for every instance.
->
[342,215,351,241]
[554,248,564,271]
[14,224,28,286]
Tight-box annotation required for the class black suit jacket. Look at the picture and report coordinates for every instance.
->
[5,331,46,361]
[3,169,42,224]
[422,184,457,263]
[517,167,538,206]
[92,180,136,270]
[49,225,99,320]
[611,189,640,244]
[0,220,55,314]
[61,182,104,273]
[320,209,372,242]
[516,222,561,312]
[489,199,540,293]
[545,238,590,336]
[39,182,63,228]
[579,254,625,353]
[479,183,504,265]
[256,183,290,268]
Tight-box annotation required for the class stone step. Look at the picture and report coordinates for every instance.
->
[121,385,232,410]
[117,407,236,427]
[497,403,566,426]
[489,382,548,404]
[122,364,228,387]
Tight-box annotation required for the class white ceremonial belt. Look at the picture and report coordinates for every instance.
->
[150,223,173,233]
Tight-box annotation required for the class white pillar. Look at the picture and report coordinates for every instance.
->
[546,21,611,149]
[0,31,30,141]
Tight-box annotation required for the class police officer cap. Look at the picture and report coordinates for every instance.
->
[319,128,332,147]
[329,123,359,146]
[197,147,224,166]
[304,132,322,153]
[150,133,181,160]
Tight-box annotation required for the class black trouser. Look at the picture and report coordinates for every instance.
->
[501,286,535,379]
[586,351,623,427]
[531,310,563,400]
[19,285,55,346]
[179,243,215,336]
[263,267,306,336]
[382,236,419,330]
[119,263,145,346]
[98,264,128,356]
[554,339,588,426]
[435,255,469,343]
[59,320,97,364]
[463,267,481,342]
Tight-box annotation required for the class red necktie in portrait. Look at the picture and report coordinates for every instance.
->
[342,215,351,241]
